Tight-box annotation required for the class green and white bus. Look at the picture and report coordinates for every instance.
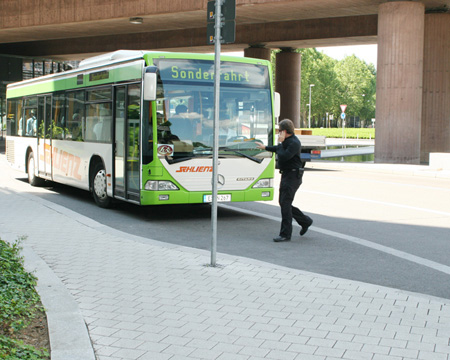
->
[6,50,278,207]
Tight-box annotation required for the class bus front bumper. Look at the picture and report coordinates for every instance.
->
[140,188,274,205]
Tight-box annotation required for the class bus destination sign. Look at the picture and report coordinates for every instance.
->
[154,59,268,88]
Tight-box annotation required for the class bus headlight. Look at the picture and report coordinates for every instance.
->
[252,178,273,188]
[145,180,179,191]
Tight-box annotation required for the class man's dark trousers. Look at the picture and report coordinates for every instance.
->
[279,170,312,238]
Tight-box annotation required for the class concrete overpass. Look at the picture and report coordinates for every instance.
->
[0,0,449,164]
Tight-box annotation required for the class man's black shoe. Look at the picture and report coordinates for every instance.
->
[300,219,313,236]
[273,236,291,242]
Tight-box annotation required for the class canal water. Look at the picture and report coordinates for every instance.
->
[318,145,374,163]
[322,154,374,162]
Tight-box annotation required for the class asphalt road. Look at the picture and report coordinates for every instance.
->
[3,152,450,300]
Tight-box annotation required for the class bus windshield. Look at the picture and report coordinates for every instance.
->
[152,58,273,162]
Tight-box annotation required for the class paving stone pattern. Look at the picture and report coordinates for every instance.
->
[1,184,449,360]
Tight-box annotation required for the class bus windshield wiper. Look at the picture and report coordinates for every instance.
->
[165,155,195,164]
[219,148,263,163]
[165,153,215,164]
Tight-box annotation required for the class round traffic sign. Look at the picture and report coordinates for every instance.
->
[340,112,346,120]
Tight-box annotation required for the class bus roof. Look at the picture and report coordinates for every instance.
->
[78,50,148,69]
[6,50,270,96]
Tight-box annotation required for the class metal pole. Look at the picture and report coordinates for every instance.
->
[308,88,311,128]
[211,0,222,267]
[308,84,314,128]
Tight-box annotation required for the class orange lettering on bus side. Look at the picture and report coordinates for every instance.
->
[52,147,57,167]
[72,156,82,180]
[52,147,60,170]
[60,151,68,173]
[49,147,82,180]
[67,153,74,176]
[44,143,52,165]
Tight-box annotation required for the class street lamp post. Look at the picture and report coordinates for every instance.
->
[361,94,365,128]
[308,84,315,128]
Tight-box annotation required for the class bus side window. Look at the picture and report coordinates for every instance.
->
[68,113,82,140]
[6,99,22,137]
[93,106,112,142]
[66,91,85,141]
[25,109,37,136]
[85,115,97,142]
[52,94,65,139]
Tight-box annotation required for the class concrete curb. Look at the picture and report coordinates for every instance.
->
[308,160,450,179]
[21,243,96,360]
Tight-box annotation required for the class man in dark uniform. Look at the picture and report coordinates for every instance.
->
[257,119,313,242]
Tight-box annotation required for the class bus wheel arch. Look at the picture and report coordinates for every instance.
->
[89,156,112,208]
[25,147,34,174]
[27,150,44,186]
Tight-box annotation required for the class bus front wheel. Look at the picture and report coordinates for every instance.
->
[91,163,112,208]
[27,152,43,186]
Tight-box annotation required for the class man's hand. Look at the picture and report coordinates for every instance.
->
[278,130,286,143]
[256,142,266,150]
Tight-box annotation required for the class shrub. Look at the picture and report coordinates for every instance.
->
[0,336,49,360]
[0,238,49,360]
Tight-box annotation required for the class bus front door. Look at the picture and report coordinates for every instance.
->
[114,85,141,203]
[114,87,126,198]
[37,95,52,179]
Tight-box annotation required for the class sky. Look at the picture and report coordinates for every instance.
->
[316,44,377,68]
[223,44,378,68]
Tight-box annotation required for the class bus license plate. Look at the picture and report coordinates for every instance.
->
[203,194,231,203]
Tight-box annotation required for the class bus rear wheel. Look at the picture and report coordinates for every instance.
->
[27,152,44,186]
[91,162,112,208]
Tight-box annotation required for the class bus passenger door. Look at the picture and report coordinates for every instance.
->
[114,85,141,202]
[125,84,141,202]
[114,87,126,198]
[37,95,52,179]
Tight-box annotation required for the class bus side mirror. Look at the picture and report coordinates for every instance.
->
[274,92,280,119]
[143,73,157,101]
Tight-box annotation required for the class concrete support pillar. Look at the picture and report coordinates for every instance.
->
[275,49,301,128]
[375,1,425,164]
[420,13,450,163]
[244,46,272,61]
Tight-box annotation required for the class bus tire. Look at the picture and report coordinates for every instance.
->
[91,162,112,208]
[27,152,44,186]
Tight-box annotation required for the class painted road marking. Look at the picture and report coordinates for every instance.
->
[220,204,450,276]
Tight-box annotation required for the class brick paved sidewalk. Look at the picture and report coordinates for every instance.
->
[1,164,449,360]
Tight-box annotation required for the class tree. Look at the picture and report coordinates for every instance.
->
[269,48,377,128]
[299,48,339,127]
[334,55,376,126]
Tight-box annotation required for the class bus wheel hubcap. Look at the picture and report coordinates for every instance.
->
[94,170,107,199]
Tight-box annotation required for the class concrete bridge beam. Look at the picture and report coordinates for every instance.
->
[244,46,272,61]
